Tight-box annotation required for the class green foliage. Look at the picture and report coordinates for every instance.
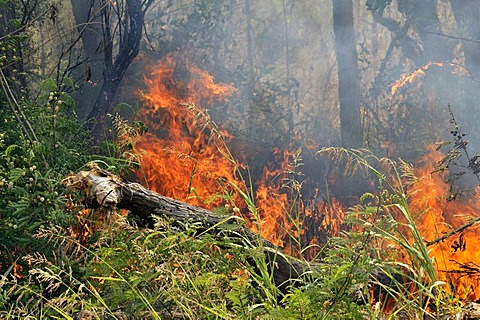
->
[0,78,89,273]
[273,232,375,319]
[0,143,464,319]
[0,216,276,319]
[105,112,147,173]
[315,147,460,318]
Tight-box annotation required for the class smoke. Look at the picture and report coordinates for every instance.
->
[110,0,480,297]
[135,0,480,202]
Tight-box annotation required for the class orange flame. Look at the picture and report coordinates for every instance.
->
[408,144,480,300]
[390,62,468,97]
[135,57,239,207]
[253,148,294,246]
[134,57,343,249]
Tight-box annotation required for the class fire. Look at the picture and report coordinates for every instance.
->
[134,57,344,249]
[252,148,346,252]
[135,57,239,207]
[408,144,480,300]
[131,56,480,300]
[253,148,294,246]
[128,55,480,302]
[390,62,468,96]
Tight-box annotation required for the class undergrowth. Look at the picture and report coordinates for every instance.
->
[0,86,465,319]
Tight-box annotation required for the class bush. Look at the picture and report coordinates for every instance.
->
[0,80,89,276]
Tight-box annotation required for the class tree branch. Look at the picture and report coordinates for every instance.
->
[425,216,480,247]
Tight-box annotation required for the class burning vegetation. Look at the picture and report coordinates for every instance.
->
[132,56,480,305]
[133,57,345,252]
[390,62,470,97]
[6,0,480,319]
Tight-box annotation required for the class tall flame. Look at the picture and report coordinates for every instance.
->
[134,57,344,250]
[135,57,238,207]
[408,144,480,300]
[253,148,294,246]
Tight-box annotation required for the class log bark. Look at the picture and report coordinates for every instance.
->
[63,165,305,291]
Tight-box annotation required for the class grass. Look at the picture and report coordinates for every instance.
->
[318,147,460,318]
[0,105,465,319]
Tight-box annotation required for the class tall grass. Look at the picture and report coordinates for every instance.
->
[318,147,459,318]
[1,100,465,319]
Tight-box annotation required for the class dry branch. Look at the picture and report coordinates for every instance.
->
[425,216,480,247]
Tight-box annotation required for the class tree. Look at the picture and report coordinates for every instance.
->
[449,0,480,148]
[0,0,41,93]
[396,0,452,64]
[450,0,480,79]
[368,0,453,73]
[70,0,154,136]
[70,0,103,120]
[332,0,362,148]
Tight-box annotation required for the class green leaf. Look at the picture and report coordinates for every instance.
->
[49,305,73,320]
[220,222,244,231]
[8,168,23,182]
[360,192,374,203]
[366,0,392,15]
[11,198,30,217]
[89,276,124,282]
[4,144,17,156]
[39,78,58,93]
[225,292,241,305]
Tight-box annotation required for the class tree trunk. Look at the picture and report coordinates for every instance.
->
[397,0,453,64]
[85,0,151,138]
[70,0,104,120]
[332,0,362,148]
[450,0,480,79]
[0,2,27,93]
[244,0,256,137]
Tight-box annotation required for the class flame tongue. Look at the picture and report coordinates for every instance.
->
[135,57,238,207]
[390,62,468,96]
[408,144,480,300]
[253,148,294,247]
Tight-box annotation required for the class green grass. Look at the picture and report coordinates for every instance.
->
[0,94,464,319]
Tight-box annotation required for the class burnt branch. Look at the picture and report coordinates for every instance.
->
[435,105,480,201]
[425,216,480,247]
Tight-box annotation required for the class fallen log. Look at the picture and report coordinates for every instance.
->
[63,163,306,291]
[61,165,424,297]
